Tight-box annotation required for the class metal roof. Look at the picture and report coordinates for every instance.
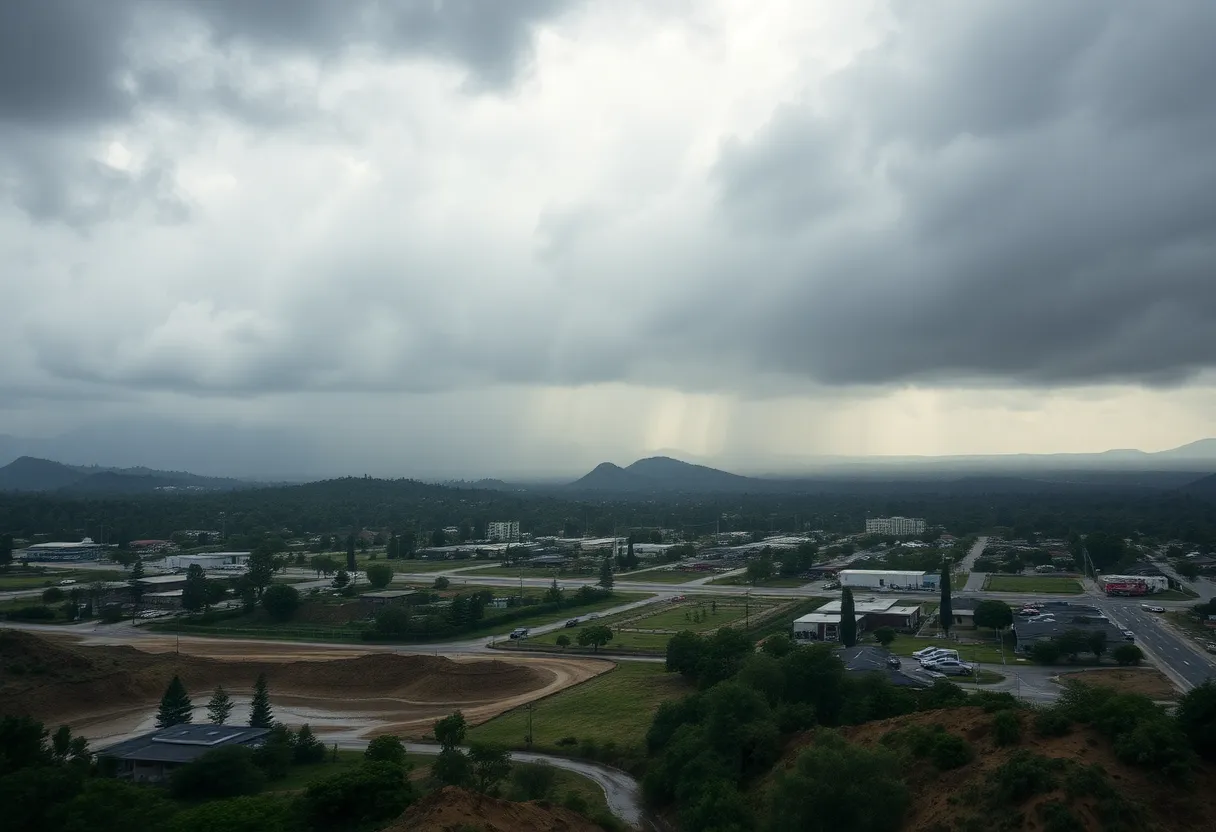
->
[99,725,268,764]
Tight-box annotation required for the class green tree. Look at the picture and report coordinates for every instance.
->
[1031,640,1061,664]
[1113,644,1143,666]
[310,555,338,577]
[206,685,233,725]
[747,557,774,585]
[555,634,571,649]
[973,600,1014,638]
[598,557,614,590]
[366,563,393,589]
[766,731,908,832]
[873,627,896,648]
[128,558,145,608]
[294,724,326,764]
[1176,680,1216,762]
[433,576,450,590]
[1056,630,1088,662]
[303,760,416,830]
[55,778,176,832]
[204,580,228,609]
[249,673,274,728]
[181,563,208,613]
[171,746,265,799]
[261,584,300,622]
[430,748,473,788]
[166,795,296,832]
[156,675,193,728]
[1087,630,1108,662]
[252,725,294,780]
[0,533,13,568]
[332,569,350,589]
[839,587,858,647]
[346,534,357,572]
[1177,560,1201,580]
[245,548,275,599]
[431,528,446,548]
[577,624,614,653]
[939,561,952,636]
[511,762,558,801]
[544,577,562,603]
[365,735,408,766]
[434,711,467,750]
[468,742,512,794]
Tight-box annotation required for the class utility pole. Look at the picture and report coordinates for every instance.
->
[524,703,535,749]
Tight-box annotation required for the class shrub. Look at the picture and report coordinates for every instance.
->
[1112,644,1143,666]
[41,587,65,603]
[171,746,265,800]
[992,710,1022,747]
[510,763,558,801]
[973,691,1019,713]
[260,585,300,622]
[1038,800,1084,832]
[1112,718,1196,781]
[929,732,973,770]
[365,735,407,766]
[365,564,393,589]
[989,751,1062,804]
[302,761,415,830]
[1030,640,1061,664]
[1034,706,1072,738]
[9,605,55,621]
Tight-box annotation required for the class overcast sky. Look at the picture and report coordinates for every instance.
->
[3,0,1216,478]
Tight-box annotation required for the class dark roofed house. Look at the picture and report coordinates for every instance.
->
[1012,611,1126,654]
[837,645,931,688]
[99,724,269,782]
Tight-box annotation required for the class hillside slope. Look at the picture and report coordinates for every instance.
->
[773,706,1216,832]
[384,786,606,832]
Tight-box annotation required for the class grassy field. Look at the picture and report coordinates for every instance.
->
[467,661,690,754]
[353,558,493,573]
[616,568,703,584]
[885,633,1025,666]
[467,566,601,579]
[983,575,1084,594]
[0,569,125,591]
[707,574,810,588]
[626,602,754,631]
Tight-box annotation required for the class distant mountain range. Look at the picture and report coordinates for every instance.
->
[0,457,263,495]
[565,451,1216,496]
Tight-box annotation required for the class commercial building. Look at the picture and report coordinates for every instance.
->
[818,597,924,631]
[865,517,927,536]
[19,537,106,562]
[486,521,520,542]
[1011,604,1124,653]
[360,590,420,606]
[838,569,932,590]
[1099,574,1169,594]
[792,612,867,642]
[99,724,269,783]
[165,552,250,571]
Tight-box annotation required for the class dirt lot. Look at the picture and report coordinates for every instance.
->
[1057,667,1179,700]
[0,630,611,741]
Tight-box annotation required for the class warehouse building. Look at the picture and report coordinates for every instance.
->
[838,569,934,590]
[165,552,250,571]
[19,537,106,562]
[818,597,924,631]
[792,611,867,642]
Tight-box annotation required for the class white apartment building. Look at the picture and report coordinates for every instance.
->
[865,516,927,536]
[486,521,520,542]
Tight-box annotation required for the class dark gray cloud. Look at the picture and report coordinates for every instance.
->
[0,0,571,226]
[710,0,1216,387]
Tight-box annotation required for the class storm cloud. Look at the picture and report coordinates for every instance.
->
[3,0,1216,474]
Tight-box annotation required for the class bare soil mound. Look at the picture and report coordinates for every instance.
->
[1058,666,1178,700]
[384,786,606,832]
[778,706,1216,832]
[0,630,548,722]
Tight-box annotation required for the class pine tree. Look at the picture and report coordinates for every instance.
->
[129,557,146,607]
[156,675,193,728]
[940,561,953,636]
[346,534,357,572]
[249,673,274,728]
[598,557,614,591]
[206,685,233,725]
[839,587,858,647]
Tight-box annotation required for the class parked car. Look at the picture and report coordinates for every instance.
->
[913,645,952,659]
[57,579,77,586]
[919,649,960,667]
[927,660,974,676]
[1141,605,1166,613]
[886,656,902,669]
[509,628,530,640]
[564,618,580,628]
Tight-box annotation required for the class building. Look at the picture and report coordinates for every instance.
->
[838,569,931,590]
[865,517,927,536]
[1011,604,1124,653]
[130,539,177,554]
[360,590,420,606]
[818,597,924,631]
[948,598,978,629]
[165,552,251,571]
[837,645,931,688]
[19,537,106,562]
[528,554,572,568]
[99,724,269,782]
[792,611,867,642]
[1099,574,1169,594]
[486,521,520,542]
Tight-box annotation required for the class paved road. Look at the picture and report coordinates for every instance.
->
[1098,602,1216,691]
[960,536,988,592]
